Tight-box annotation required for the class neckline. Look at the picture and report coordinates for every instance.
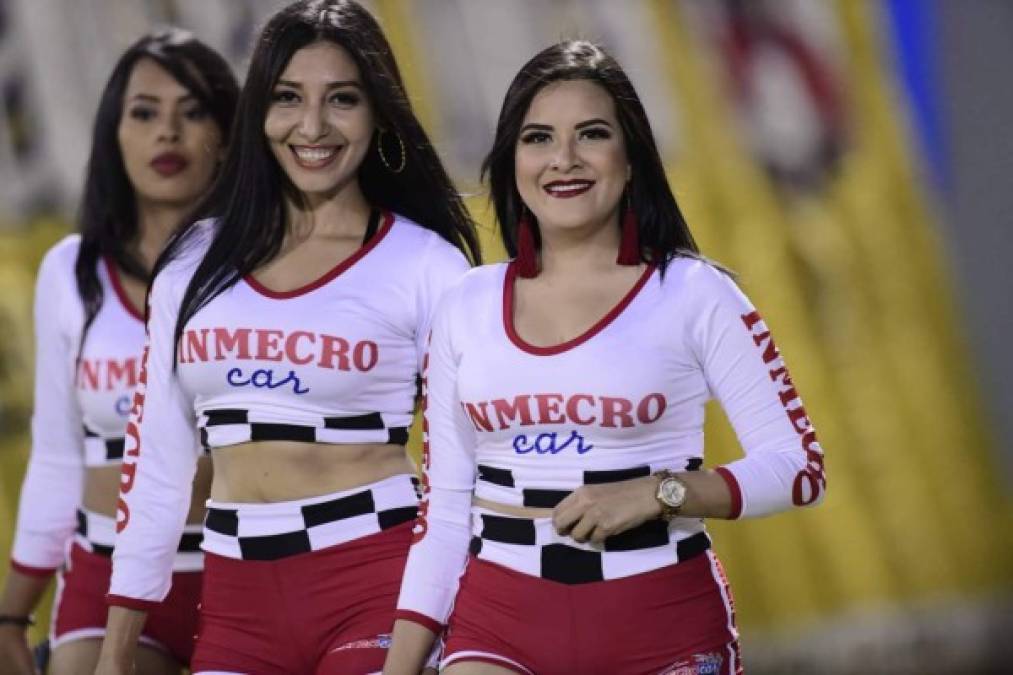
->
[502,261,656,356]
[244,210,393,299]
[103,257,145,323]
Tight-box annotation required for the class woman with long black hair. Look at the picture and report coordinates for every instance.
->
[0,30,238,675]
[97,2,479,674]
[386,40,826,675]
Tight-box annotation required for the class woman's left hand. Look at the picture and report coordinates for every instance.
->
[552,475,662,544]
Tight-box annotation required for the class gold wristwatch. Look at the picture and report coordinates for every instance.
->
[654,470,688,521]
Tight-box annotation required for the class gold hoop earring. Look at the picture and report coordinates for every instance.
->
[377,129,406,174]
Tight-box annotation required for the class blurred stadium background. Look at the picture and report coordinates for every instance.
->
[1,1,1011,673]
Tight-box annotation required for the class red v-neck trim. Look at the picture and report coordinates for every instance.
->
[103,257,145,323]
[503,261,656,356]
[244,210,394,299]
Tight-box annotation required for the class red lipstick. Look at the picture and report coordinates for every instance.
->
[544,179,595,198]
[150,152,188,177]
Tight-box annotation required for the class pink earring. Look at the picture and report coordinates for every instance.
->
[515,209,539,278]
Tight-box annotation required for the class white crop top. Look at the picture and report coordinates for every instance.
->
[396,258,827,626]
[179,212,437,450]
[12,236,147,572]
[109,212,470,606]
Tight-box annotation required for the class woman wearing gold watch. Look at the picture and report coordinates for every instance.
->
[384,40,827,675]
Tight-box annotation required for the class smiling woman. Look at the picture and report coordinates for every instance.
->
[95,2,479,675]
[264,42,377,199]
[514,81,631,243]
[385,41,825,675]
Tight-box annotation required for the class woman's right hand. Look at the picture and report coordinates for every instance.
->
[93,653,133,675]
[0,569,52,675]
[95,606,146,675]
[382,619,440,675]
[0,624,38,675]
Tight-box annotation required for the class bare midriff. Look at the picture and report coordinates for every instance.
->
[82,457,212,524]
[210,441,415,503]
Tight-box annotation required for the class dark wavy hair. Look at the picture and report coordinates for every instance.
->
[159,0,481,367]
[75,29,239,350]
[482,40,699,270]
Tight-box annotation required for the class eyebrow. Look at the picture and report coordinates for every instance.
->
[275,79,363,89]
[519,123,552,133]
[519,118,615,134]
[575,118,613,129]
[127,93,197,103]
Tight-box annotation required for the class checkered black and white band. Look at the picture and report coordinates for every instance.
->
[473,458,704,508]
[202,473,420,561]
[75,507,204,572]
[198,408,410,451]
[82,426,124,467]
[469,504,711,585]
[466,459,709,584]
[84,424,210,467]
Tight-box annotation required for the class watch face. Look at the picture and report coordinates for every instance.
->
[660,478,687,507]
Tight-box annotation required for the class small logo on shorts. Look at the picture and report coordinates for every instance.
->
[659,651,724,675]
[330,633,393,652]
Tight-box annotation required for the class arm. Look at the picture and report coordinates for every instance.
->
[98,269,199,669]
[0,571,48,675]
[94,608,145,674]
[385,621,446,675]
[691,265,826,518]
[553,471,734,545]
[554,264,826,541]
[9,243,85,577]
[2,244,84,674]
[413,236,470,374]
[385,293,476,675]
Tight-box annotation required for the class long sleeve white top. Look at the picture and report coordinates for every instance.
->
[11,236,147,574]
[108,213,470,607]
[397,257,827,627]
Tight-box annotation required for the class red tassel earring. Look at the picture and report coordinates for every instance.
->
[515,209,539,278]
[616,192,641,265]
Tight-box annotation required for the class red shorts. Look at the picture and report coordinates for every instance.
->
[443,550,742,675]
[51,542,201,665]
[191,521,412,675]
